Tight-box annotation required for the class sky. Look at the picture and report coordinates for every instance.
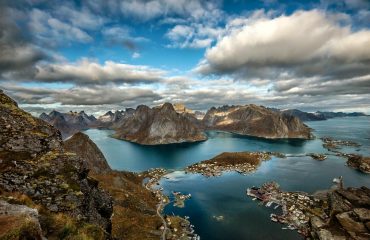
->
[1,0,370,116]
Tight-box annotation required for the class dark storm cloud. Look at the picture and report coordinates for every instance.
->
[0,7,46,75]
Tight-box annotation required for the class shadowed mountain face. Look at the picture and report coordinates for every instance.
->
[113,103,208,145]
[40,110,97,139]
[64,132,111,174]
[203,104,313,139]
[315,111,368,119]
[280,109,327,121]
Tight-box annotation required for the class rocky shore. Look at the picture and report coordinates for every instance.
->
[247,181,370,239]
[307,153,328,161]
[347,155,370,173]
[319,137,370,174]
[321,137,361,152]
[142,168,199,240]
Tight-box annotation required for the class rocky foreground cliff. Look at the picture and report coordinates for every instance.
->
[0,90,113,238]
[0,91,168,239]
[203,104,313,139]
[113,103,207,145]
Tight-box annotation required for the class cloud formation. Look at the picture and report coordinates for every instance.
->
[0,7,46,74]
[2,84,161,106]
[1,56,166,85]
[200,10,370,73]
[30,59,167,85]
[195,9,370,104]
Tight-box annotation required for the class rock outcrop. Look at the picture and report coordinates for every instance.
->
[0,200,44,239]
[203,104,313,139]
[64,132,111,174]
[39,110,97,139]
[113,103,207,145]
[315,187,370,239]
[347,155,370,173]
[1,90,113,238]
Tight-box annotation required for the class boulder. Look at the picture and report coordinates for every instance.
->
[336,212,367,233]
[0,200,44,239]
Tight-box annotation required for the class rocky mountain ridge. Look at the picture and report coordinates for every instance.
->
[0,90,113,238]
[113,103,207,145]
[0,90,168,239]
[40,110,97,139]
[203,104,313,139]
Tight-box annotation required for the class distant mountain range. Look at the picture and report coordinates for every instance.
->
[270,108,368,121]
[39,104,367,144]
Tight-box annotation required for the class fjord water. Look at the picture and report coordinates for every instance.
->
[85,117,370,240]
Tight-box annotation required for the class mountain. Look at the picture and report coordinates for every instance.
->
[39,110,97,139]
[0,90,172,239]
[96,108,135,128]
[113,103,207,145]
[173,103,193,114]
[316,111,368,119]
[280,109,327,121]
[203,104,313,139]
[64,132,111,174]
[0,90,113,238]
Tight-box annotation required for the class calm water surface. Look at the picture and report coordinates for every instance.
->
[85,117,370,240]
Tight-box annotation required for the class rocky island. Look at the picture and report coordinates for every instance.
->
[113,103,207,145]
[186,152,273,177]
[203,104,313,139]
[347,155,370,173]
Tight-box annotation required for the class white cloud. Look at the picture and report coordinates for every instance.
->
[132,52,141,58]
[119,0,220,21]
[165,23,223,48]
[166,25,194,41]
[31,59,166,84]
[55,5,107,30]
[29,9,92,45]
[203,10,370,72]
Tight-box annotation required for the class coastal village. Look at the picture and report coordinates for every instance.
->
[247,178,370,239]
[142,168,199,240]
[247,181,329,237]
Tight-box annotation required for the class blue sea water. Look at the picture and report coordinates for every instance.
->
[85,116,370,240]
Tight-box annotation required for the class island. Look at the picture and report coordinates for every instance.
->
[113,103,207,145]
[185,151,274,177]
[202,104,313,139]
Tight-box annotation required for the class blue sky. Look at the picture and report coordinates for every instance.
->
[1,0,370,115]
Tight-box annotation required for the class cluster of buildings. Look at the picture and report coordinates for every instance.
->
[186,162,258,177]
[247,181,329,237]
[172,191,192,208]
